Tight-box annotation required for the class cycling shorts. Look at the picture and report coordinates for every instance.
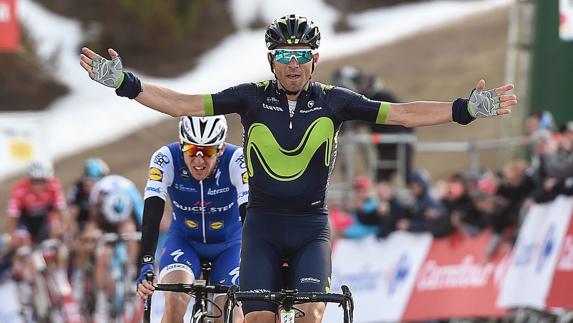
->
[239,209,332,314]
[158,230,240,286]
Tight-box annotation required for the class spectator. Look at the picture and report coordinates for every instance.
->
[331,66,413,183]
[344,176,380,239]
[531,122,573,202]
[494,160,535,234]
[371,181,403,238]
[399,170,447,236]
[363,75,414,183]
[541,122,573,179]
[328,205,353,242]
[442,173,485,236]
[525,110,556,179]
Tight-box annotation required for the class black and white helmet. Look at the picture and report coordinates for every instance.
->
[179,116,228,147]
[26,160,54,180]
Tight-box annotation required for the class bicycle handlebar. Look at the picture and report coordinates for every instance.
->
[142,272,232,323]
[224,285,354,323]
[229,290,348,304]
[153,282,231,294]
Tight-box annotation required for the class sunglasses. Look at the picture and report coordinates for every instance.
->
[181,143,221,158]
[272,49,315,64]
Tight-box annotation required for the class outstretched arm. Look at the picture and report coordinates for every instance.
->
[385,80,517,128]
[80,47,205,117]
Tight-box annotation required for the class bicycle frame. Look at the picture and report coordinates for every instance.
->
[98,232,141,322]
[223,285,354,323]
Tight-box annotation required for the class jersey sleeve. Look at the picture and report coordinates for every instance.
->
[126,180,144,226]
[144,146,174,201]
[204,83,254,117]
[229,147,249,206]
[48,179,67,211]
[330,86,392,125]
[7,182,24,218]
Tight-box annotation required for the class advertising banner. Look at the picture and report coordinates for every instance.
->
[0,0,19,51]
[324,233,432,323]
[403,230,509,321]
[497,196,573,309]
[560,0,573,41]
[0,113,46,179]
[546,208,573,309]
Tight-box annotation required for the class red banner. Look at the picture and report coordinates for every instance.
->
[0,0,19,52]
[403,230,510,321]
[546,212,573,309]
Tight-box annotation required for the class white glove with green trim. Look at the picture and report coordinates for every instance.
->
[467,88,501,118]
[91,54,125,89]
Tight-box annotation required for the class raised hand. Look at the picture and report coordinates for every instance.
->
[80,47,125,88]
[467,79,518,118]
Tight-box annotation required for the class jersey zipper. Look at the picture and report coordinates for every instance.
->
[199,180,206,243]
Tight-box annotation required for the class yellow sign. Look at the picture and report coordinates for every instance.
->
[9,139,33,161]
[210,221,224,230]
[149,167,163,181]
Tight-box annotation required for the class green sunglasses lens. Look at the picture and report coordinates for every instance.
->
[273,50,313,64]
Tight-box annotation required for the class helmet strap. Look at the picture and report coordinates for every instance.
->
[268,53,275,73]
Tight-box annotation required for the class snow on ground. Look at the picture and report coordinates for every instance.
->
[0,0,511,179]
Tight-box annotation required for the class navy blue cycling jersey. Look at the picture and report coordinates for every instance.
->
[144,143,249,244]
[205,80,389,214]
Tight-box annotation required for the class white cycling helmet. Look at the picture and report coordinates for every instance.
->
[179,116,228,147]
[26,160,54,180]
[100,190,133,224]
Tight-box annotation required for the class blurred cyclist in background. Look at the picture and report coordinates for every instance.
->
[5,160,71,298]
[86,174,143,308]
[68,158,110,233]
[136,116,247,323]
[6,160,67,243]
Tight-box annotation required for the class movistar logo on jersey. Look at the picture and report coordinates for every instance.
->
[246,117,335,181]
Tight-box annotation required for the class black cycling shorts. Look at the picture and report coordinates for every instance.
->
[239,209,332,314]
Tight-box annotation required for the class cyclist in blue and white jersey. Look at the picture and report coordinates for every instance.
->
[87,174,143,304]
[136,116,247,323]
[81,14,518,323]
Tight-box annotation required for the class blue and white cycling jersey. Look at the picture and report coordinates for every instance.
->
[89,175,144,227]
[144,142,248,244]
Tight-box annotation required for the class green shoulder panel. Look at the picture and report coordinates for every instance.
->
[255,81,270,91]
[320,84,334,91]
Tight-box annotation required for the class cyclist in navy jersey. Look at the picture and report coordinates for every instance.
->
[136,116,247,323]
[81,14,518,323]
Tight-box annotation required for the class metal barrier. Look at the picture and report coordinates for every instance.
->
[329,131,528,203]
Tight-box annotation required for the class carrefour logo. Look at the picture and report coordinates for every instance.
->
[513,224,556,273]
[387,254,410,295]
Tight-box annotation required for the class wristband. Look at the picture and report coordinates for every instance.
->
[115,72,142,99]
[452,98,475,125]
[141,254,155,265]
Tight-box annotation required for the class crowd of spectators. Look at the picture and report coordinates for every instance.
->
[330,96,573,259]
